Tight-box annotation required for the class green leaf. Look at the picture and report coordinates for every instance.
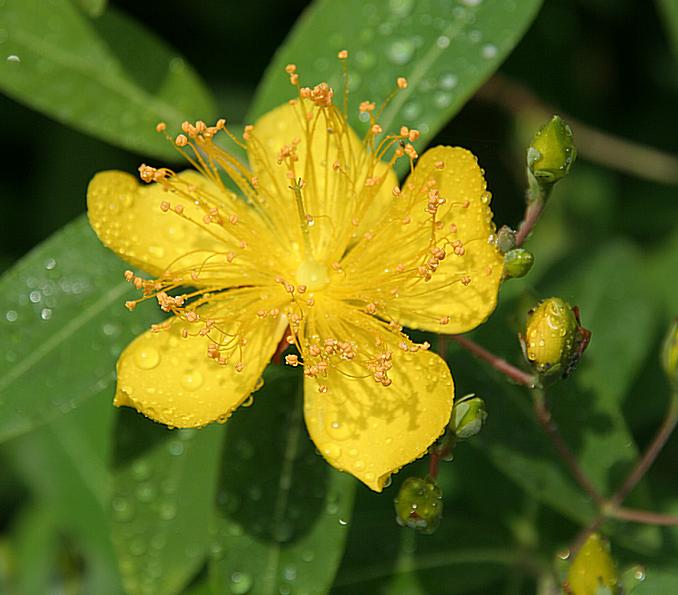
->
[0,215,159,443]
[0,0,216,159]
[111,413,225,595]
[74,0,107,18]
[250,0,542,169]
[634,567,678,594]
[9,396,124,594]
[657,0,678,57]
[209,368,356,595]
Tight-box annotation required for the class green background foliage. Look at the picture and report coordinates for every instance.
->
[1,0,677,593]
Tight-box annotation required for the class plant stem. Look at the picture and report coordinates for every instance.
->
[608,395,678,508]
[531,388,605,506]
[449,334,536,387]
[515,196,545,247]
[608,506,678,525]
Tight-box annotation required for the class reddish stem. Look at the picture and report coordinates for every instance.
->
[449,334,536,387]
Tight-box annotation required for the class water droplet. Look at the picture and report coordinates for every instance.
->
[338,518,349,526]
[389,0,413,17]
[301,550,314,562]
[159,501,177,520]
[323,443,342,459]
[388,39,415,65]
[181,370,203,391]
[6,54,20,63]
[241,394,254,407]
[45,258,57,270]
[135,482,155,503]
[29,290,41,303]
[5,310,17,322]
[40,308,52,320]
[282,565,297,581]
[439,72,458,90]
[167,440,184,456]
[272,520,294,543]
[433,92,452,108]
[327,419,351,441]
[481,44,498,59]
[436,35,450,49]
[135,348,160,370]
[461,0,482,5]
[230,571,253,594]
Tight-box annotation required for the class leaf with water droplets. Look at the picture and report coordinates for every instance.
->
[0,216,159,443]
[250,0,542,173]
[0,0,216,158]
[111,412,225,595]
[209,367,356,595]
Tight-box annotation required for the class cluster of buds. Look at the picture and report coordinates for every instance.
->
[521,297,591,379]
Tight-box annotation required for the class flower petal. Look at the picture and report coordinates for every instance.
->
[114,290,287,428]
[339,146,503,334]
[302,303,453,491]
[247,102,398,263]
[88,169,279,284]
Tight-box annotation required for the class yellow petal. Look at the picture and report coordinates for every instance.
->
[88,169,279,284]
[247,101,398,263]
[302,302,453,491]
[340,146,503,334]
[114,290,287,428]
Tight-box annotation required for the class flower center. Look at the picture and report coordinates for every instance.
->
[296,259,330,291]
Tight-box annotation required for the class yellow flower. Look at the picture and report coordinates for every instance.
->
[87,64,503,491]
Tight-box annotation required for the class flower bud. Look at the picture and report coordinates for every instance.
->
[565,533,618,595]
[661,318,678,387]
[394,477,442,534]
[503,248,534,279]
[523,297,591,378]
[451,394,487,439]
[527,115,576,184]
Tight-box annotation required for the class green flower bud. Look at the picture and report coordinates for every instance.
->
[503,248,534,279]
[661,318,678,387]
[565,533,619,595]
[523,297,591,378]
[451,394,487,439]
[394,477,442,535]
[528,115,576,184]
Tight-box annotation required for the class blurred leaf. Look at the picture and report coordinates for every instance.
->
[111,413,225,595]
[0,0,216,158]
[657,0,678,57]
[251,0,542,173]
[209,368,356,595]
[9,396,123,594]
[74,0,107,18]
[634,567,678,594]
[0,216,159,443]
[9,505,57,595]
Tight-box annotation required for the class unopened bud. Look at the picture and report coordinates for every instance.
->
[394,477,442,535]
[565,533,618,595]
[503,248,534,279]
[661,318,678,387]
[528,115,576,184]
[451,394,487,439]
[523,297,591,378]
